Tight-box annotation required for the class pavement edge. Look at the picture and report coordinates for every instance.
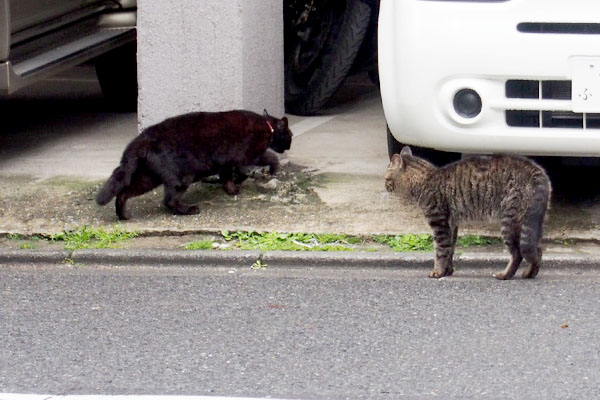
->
[1,249,600,270]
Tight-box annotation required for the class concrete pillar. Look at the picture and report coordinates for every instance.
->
[137,0,284,131]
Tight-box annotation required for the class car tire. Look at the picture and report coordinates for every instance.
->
[94,41,137,112]
[387,125,460,166]
[284,0,372,115]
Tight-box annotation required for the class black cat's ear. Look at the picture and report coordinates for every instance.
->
[400,146,412,157]
[276,116,289,131]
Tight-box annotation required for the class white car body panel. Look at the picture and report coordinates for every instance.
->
[379,0,600,156]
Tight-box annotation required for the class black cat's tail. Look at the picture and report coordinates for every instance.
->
[95,158,139,205]
[520,171,551,258]
[96,142,144,205]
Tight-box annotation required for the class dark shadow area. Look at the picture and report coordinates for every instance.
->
[314,73,381,115]
[0,64,135,164]
[535,157,600,205]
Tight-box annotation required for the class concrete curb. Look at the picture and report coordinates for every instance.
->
[71,249,262,267]
[1,249,600,270]
[261,251,433,269]
[0,250,71,265]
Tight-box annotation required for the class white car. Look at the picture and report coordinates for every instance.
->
[378,0,600,163]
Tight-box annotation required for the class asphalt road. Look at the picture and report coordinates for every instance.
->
[1,263,599,399]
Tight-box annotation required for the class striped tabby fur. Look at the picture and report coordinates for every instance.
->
[385,146,551,280]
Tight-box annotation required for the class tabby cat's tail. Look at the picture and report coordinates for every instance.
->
[520,172,551,254]
[95,157,139,206]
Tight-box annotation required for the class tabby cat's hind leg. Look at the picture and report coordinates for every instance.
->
[521,247,541,279]
[494,218,522,280]
[519,201,546,279]
[520,217,543,279]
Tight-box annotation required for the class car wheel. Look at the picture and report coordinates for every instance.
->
[284,0,372,115]
[94,41,137,112]
[386,125,460,166]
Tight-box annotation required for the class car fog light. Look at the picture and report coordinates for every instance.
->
[453,89,482,118]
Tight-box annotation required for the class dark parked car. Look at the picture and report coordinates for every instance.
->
[284,0,379,115]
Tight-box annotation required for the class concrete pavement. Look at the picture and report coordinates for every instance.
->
[1,66,600,264]
[2,263,600,398]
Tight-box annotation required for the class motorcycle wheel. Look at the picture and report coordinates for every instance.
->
[285,0,371,115]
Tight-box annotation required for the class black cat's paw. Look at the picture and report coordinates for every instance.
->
[224,180,240,196]
[180,205,200,215]
[116,208,131,220]
[169,204,200,215]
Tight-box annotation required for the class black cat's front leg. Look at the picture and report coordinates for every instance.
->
[429,218,455,279]
[256,149,280,175]
[232,167,248,185]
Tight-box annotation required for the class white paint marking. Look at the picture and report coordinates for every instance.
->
[288,115,336,137]
[0,395,296,400]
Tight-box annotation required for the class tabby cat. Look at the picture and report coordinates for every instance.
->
[385,146,551,280]
[96,109,292,220]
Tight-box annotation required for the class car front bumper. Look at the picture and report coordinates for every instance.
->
[379,0,600,156]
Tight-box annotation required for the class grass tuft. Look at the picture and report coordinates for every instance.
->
[183,240,215,250]
[220,230,360,251]
[49,225,138,250]
[374,233,501,252]
[374,234,434,252]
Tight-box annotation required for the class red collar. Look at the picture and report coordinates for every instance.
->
[266,120,274,133]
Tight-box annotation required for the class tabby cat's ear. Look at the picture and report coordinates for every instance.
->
[400,146,412,157]
[391,153,403,169]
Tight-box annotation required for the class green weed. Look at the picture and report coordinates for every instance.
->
[183,240,215,250]
[49,225,138,250]
[456,234,502,247]
[221,230,359,251]
[375,233,501,252]
[19,242,38,250]
[251,259,268,270]
[374,234,434,252]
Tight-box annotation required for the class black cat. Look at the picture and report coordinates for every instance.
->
[96,109,293,220]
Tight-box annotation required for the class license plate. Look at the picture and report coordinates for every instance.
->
[571,57,600,113]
